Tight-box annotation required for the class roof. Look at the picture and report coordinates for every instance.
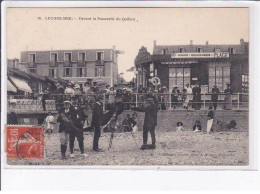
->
[153,43,248,55]
[8,68,31,80]
[21,48,114,53]
[27,72,46,81]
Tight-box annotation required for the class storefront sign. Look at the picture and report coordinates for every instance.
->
[171,52,229,59]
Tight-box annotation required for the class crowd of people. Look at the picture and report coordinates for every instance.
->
[33,80,234,112]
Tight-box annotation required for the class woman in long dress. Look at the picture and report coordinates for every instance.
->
[107,87,116,110]
[223,84,232,110]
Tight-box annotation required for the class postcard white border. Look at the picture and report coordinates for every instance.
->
[1,0,260,190]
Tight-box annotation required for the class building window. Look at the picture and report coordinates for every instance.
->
[51,53,58,62]
[242,74,249,92]
[64,67,71,77]
[78,52,85,61]
[29,54,36,62]
[95,66,104,77]
[97,52,104,60]
[77,68,85,77]
[197,48,202,53]
[29,68,36,73]
[162,49,166,55]
[169,67,190,90]
[65,53,72,61]
[49,69,57,78]
[179,48,184,53]
[208,66,230,92]
[215,48,221,53]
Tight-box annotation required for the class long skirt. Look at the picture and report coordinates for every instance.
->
[223,94,232,110]
[207,119,214,133]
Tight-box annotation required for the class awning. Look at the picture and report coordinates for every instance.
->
[7,79,17,93]
[9,76,32,93]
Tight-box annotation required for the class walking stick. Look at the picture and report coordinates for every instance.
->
[108,129,115,150]
[130,130,139,148]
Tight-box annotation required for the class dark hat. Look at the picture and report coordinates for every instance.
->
[177,122,183,126]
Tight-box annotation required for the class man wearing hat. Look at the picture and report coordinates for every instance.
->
[91,96,104,152]
[57,100,77,159]
[69,103,88,158]
[131,97,158,149]
[211,85,220,110]
[7,99,18,125]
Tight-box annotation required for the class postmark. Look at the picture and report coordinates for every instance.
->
[6,125,44,159]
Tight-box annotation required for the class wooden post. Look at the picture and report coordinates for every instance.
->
[238,93,240,109]
[103,93,105,111]
[203,94,206,109]
[135,93,138,107]
[169,92,172,110]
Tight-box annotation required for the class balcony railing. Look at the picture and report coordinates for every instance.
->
[78,60,86,66]
[49,61,58,66]
[28,61,36,67]
[64,61,72,66]
[96,59,105,66]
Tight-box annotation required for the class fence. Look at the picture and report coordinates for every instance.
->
[7,92,249,112]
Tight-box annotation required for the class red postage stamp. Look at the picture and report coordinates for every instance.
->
[6,125,44,159]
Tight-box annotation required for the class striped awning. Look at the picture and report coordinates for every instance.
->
[9,76,32,93]
[7,79,17,93]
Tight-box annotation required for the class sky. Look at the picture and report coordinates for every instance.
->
[7,8,248,81]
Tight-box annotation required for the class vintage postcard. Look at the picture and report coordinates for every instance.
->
[2,6,250,168]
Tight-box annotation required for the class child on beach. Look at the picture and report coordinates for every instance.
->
[176,122,184,131]
[193,120,202,132]
[45,112,55,134]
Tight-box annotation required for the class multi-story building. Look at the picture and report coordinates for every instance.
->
[20,47,121,87]
[135,39,248,93]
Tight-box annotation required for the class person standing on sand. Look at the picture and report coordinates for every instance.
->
[91,96,104,152]
[131,97,158,149]
[206,106,214,134]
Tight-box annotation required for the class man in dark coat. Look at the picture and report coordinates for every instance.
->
[192,83,201,110]
[57,100,77,159]
[91,96,104,152]
[69,104,88,157]
[211,85,220,110]
[132,97,158,149]
[41,90,49,111]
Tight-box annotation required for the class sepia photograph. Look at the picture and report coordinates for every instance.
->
[4,7,249,166]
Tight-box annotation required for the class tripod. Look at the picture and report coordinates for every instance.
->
[107,114,139,150]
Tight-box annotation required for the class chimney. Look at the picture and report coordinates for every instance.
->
[112,45,116,50]
[240,38,245,46]
[190,40,193,45]
[206,41,209,45]
[154,40,156,46]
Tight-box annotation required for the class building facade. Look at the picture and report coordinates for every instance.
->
[135,39,249,93]
[20,48,120,87]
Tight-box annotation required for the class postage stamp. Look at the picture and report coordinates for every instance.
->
[6,125,45,159]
